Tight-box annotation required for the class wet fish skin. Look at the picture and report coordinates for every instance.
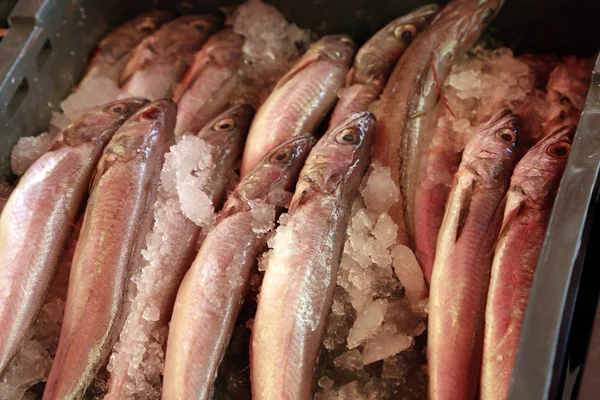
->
[413,106,461,286]
[79,10,174,87]
[173,29,246,138]
[374,0,505,248]
[328,5,438,128]
[481,125,575,399]
[239,35,355,177]
[120,15,223,100]
[428,110,524,400]
[251,112,375,400]
[43,99,176,400]
[105,104,253,399]
[0,98,147,379]
[163,134,314,400]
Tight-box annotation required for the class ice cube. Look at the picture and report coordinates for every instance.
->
[390,244,427,303]
[347,299,387,349]
[361,326,413,365]
[361,163,400,214]
[372,214,397,249]
[11,132,55,176]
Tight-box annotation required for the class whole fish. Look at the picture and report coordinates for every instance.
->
[106,104,253,399]
[0,98,147,378]
[328,4,439,127]
[251,112,375,399]
[373,0,504,248]
[239,35,355,177]
[173,29,245,138]
[119,15,222,100]
[428,110,524,400]
[481,125,575,399]
[78,11,174,88]
[43,99,176,400]
[163,134,314,400]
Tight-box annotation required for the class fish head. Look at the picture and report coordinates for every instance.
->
[51,98,149,149]
[97,10,175,63]
[151,14,223,54]
[353,4,439,83]
[101,99,177,164]
[297,112,375,196]
[235,134,315,205]
[315,35,356,65]
[510,124,575,208]
[463,109,524,185]
[196,104,255,158]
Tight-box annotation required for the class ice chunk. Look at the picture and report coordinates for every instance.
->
[391,245,427,303]
[142,306,160,322]
[161,136,216,227]
[227,0,313,108]
[347,299,387,349]
[360,162,400,214]
[0,340,51,400]
[334,350,363,371]
[318,376,335,390]
[361,326,413,365]
[337,381,362,399]
[11,132,55,176]
[250,201,276,233]
[61,76,123,121]
[372,214,397,249]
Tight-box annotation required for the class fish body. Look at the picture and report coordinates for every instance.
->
[428,110,523,400]
[0,99,147,378]
[78,11,174,87]
[413,106,461,285]
[43,100,176,400]
[173,29,245,138]
[481,125,575,399]
[120,15,222,100]
[105,105,253,399]
[329,4,439,127]
[251,112,375,399]
[163,134,314,400]
[239,35,355,177]
[373,0,504,248]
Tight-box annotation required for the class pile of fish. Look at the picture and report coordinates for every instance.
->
[0,0,593,399]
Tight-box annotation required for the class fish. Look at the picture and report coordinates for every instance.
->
[328,4,439,127]
[373,0,505,249]
[173,29,245,138]
[42,99,176,400]
[428,110,524,400]
[239,35,355,177]
[78,11,174,88]
[0,98,147,379]
[251,111,375,399]
[481,124,575,399]
[119,15,222,100]
[105,104,254,399]
[413,106,462,285]
[162,134,314,400]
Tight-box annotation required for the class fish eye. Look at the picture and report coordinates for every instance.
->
[214,118,236,131]
[336,127,362,145]
[106,103,130,115]
[496,128,518,145]
[137,20,157,33]
[394,25,417,42]
[270,147,295,163]
[190,20,209,32]
[547,141,571,159]
[140,107,161,120]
